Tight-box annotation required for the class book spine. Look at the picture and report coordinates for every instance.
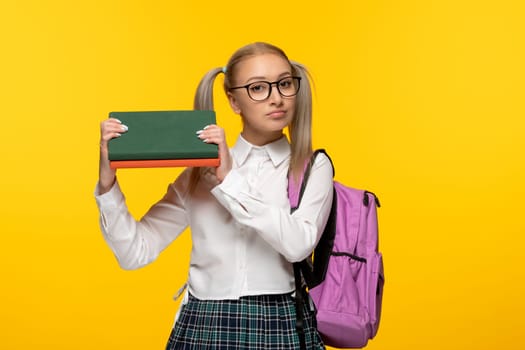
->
[110,158,220,169]
[108,149,218,161]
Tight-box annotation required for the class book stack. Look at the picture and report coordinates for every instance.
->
[108,110,220,169]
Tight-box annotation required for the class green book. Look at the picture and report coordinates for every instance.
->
[108,110,218,163]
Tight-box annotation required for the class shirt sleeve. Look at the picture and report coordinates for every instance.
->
[94,171,190,270]
[211,153,334,262]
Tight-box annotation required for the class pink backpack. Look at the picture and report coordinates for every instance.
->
[289,149,384,349]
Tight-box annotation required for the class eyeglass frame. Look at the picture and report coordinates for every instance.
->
[228,76,302,101]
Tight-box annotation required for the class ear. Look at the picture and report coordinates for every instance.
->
[227,92,242,114]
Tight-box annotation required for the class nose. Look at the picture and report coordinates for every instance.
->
[268,82,283,104]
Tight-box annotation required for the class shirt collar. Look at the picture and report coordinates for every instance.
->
[232,134,290,167]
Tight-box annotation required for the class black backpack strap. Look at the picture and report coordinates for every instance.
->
[295,150,334,203]
[294,264,307,350]
[294,149,336,287]
[292,149,333,350]
[313,149,335,177]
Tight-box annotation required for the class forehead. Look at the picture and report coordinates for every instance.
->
[233,53,292,83]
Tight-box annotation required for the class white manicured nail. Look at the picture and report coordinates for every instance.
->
[121,124,128,132]
[196,130,203,135]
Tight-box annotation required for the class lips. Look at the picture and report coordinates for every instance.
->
[267,110,286,118]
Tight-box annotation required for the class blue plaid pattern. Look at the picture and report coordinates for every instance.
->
[166,293,324,349]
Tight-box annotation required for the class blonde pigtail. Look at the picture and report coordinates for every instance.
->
[289,61,314,181]
[194,67,224,110]
[189,67,224,193]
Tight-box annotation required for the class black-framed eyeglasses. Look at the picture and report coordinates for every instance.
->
[229,76,301,101]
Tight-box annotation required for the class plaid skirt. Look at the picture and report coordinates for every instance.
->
[165,293,324,349]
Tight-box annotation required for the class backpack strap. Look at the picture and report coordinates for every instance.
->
[290,149,331,288]
[293,264,307,350]
[292,150,334,209]
[315,149,335,177]
[364,190,381,207]
[291,149,334,350]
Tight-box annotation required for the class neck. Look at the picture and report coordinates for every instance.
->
[241,130,284,146]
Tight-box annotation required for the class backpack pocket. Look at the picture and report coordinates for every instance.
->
[309,254,370,348]
[367,252,384,337]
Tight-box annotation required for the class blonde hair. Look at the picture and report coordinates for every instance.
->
[191,42,314,189]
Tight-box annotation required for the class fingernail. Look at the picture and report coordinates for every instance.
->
[196,130,203,135]
[116,133,122,137]
[114,118,122,123]
[203,125,210,130]
[202,139,209,143]
[121,124,128,132]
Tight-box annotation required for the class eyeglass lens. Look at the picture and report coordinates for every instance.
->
[247,77,300,101]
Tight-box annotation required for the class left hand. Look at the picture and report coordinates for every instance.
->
[197,124,232,182]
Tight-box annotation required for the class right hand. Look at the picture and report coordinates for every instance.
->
[196,124,232,183]
[100,118,128,157]
[98,118,128,193]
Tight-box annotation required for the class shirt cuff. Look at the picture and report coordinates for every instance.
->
[94,180,125,209]
[211,169,246,200]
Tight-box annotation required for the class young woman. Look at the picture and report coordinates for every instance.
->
[96,42,333,349]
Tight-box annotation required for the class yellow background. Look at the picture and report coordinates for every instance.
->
[1,0,524,349]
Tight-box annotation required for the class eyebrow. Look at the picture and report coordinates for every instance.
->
[243,72,293,84]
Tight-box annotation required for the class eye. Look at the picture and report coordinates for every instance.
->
[249,83,268,93]
[279,78,293,89]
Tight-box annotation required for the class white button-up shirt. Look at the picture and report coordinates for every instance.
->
[95,135,333,300]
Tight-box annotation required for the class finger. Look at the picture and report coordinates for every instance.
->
[103,121,128,131]
[102,132,122,142]
[100,125,128,148]
[102,127,124,139]
[102,117,127,126]
[199,134,223,144]
[101,122,128,138]
[101,118,120,129]
[196,124,215,135]
[196,126,223,143]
